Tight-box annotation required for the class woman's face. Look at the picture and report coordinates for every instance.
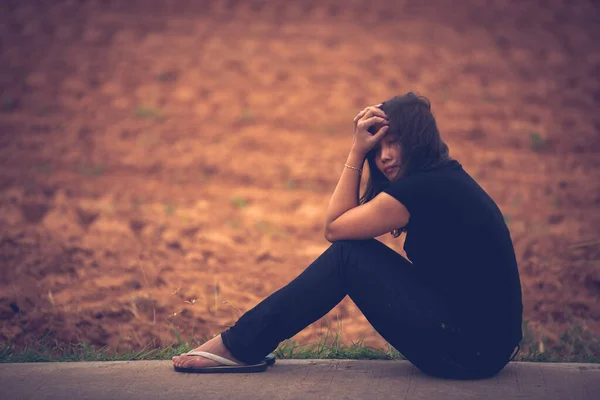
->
[374,132,403,181]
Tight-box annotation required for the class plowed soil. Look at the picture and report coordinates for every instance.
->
[1,0,599,355]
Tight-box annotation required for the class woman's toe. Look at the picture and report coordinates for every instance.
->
[181,357,196,367]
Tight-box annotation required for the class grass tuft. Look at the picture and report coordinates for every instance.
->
[274,334,403,360]
[239,106,255,122]
[38,105,50,116]
[1,321,598,363]
[1,95,18,113]
[0,339,194,363]
[134,106,165,121]
[322,125,336,136]
[518,321,599,362]
[156,71,178,82]
[35,162,55,175]
[76,164,105,176]
[482,93,497,103]
[530,132,547,151]
[230,197,248,209]
[285,179,297,190]
[163,203,176,216]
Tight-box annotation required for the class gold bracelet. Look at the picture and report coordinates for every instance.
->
[344,163,362,174]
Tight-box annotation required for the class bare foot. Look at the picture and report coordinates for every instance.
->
[172,334,245,369]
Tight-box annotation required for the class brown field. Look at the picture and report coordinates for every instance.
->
[1,0,599,356]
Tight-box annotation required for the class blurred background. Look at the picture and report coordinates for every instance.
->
[0,0,599,360]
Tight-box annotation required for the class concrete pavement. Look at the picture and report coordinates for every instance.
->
[1,360,598,400]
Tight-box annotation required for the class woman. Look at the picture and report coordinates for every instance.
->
[172,92,523,379]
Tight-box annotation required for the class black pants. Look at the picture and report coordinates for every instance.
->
[221,239,516,379]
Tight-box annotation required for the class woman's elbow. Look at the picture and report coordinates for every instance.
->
[324,225,336,243]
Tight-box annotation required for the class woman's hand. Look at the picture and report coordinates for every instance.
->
[351,105,389,156]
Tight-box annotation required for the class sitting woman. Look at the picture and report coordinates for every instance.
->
[172,92,523,379]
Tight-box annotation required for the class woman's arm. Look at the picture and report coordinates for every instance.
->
[323,149,367,226]
[324,105,387,226]
[324,192,410,242]
[323,106,410,242]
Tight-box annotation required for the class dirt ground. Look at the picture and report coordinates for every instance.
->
[1,0,599,356]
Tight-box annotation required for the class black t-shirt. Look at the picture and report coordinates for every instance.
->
[382,159,523,347]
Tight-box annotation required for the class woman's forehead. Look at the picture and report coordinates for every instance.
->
[383,128,400,140]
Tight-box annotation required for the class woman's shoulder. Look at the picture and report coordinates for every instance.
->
[427,158,463,173]
[388,159,484,201]
[396,158,464,184]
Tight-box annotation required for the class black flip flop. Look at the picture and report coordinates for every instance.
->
[173,351,274,373]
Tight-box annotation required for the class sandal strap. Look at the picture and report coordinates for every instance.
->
[182,351,241,366]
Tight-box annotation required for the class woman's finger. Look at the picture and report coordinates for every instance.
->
[353,103,384,124]
[361,107,387,121]
[354,108,386,126]
[357,116,388,131]
[371,125,389,140]
[353,107,370,124]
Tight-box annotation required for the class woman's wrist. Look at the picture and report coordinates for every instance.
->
[347,148,367,167]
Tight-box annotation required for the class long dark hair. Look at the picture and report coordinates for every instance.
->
[359,92,451,219]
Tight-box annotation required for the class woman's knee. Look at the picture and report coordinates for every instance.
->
[328,238,378,253]
[326,239,381,276]
[329,238,384,262]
